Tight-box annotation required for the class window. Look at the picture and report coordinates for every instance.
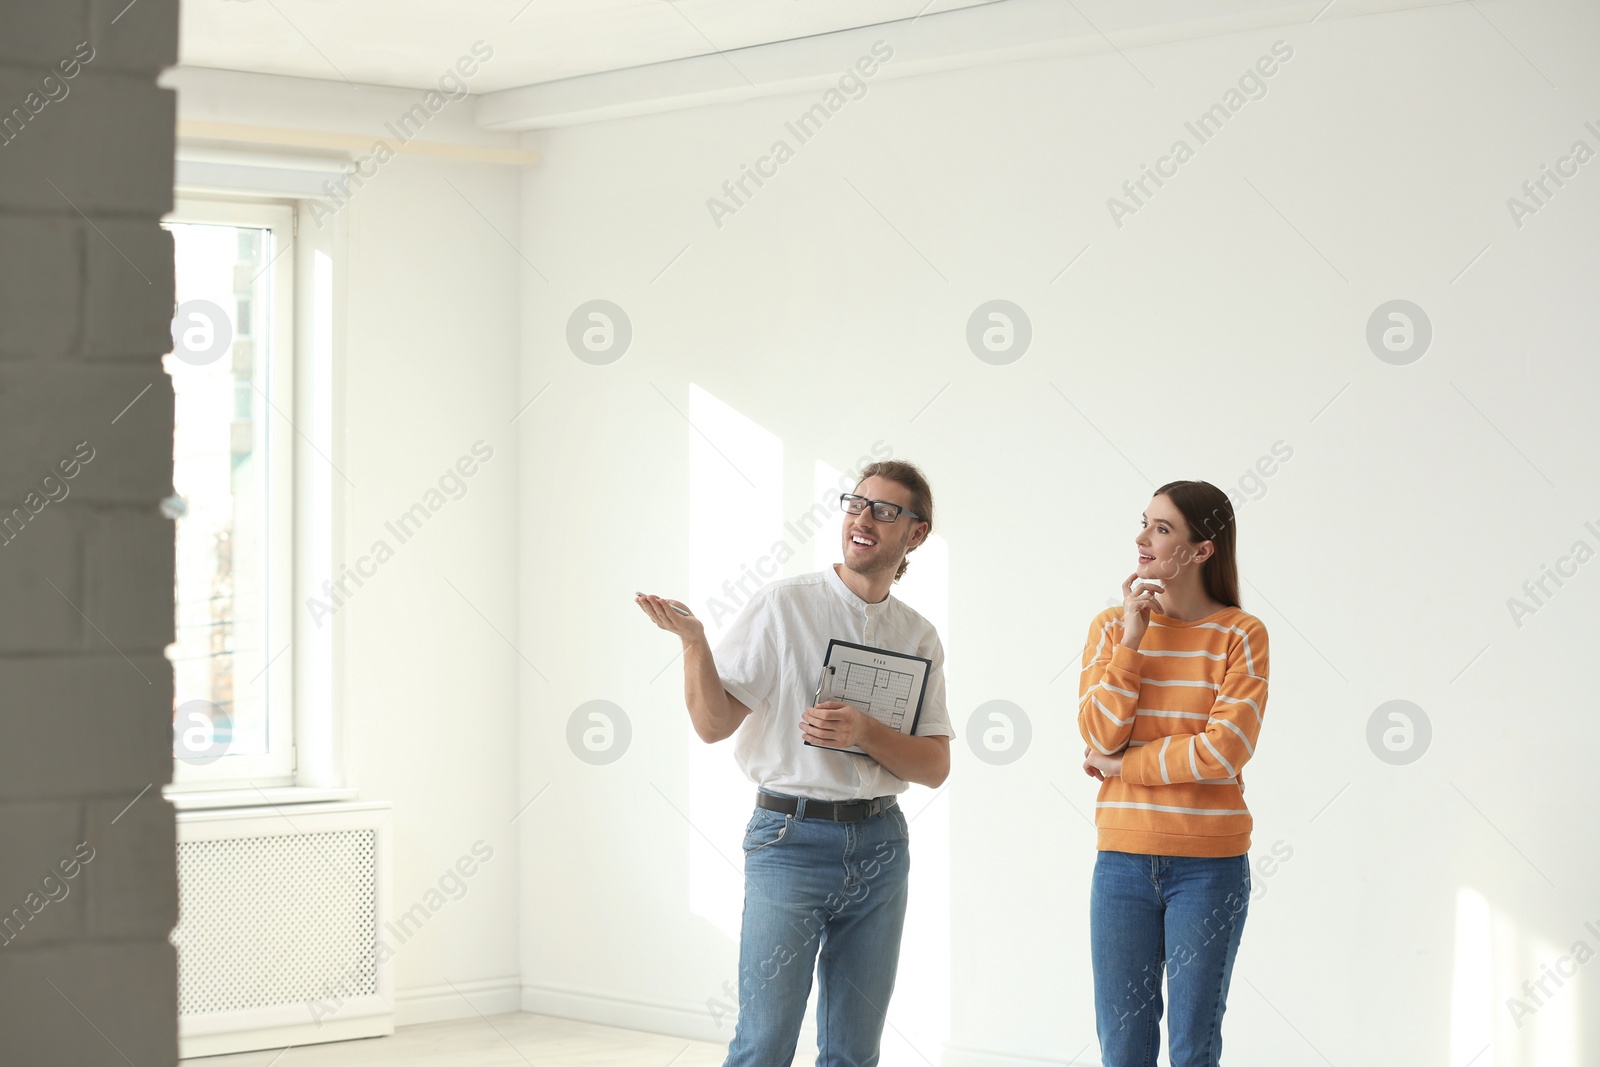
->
[165,198,296,788]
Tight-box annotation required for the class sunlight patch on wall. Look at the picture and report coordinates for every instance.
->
[687,385,781,939]
[1451,885,1585,1067]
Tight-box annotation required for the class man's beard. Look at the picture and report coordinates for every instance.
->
[841,538,901,577]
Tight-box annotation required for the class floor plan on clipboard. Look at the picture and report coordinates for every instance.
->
[807,639,932,756]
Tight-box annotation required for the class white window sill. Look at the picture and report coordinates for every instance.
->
[164,785,359,812]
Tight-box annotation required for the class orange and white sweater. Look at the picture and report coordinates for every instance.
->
[1078,605,1269,857]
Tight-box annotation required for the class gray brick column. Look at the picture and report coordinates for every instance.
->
[0,2,180,1064]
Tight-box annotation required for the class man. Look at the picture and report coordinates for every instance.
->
[637,459,952,1067]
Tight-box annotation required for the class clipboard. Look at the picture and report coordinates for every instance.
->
[804,639,932,756]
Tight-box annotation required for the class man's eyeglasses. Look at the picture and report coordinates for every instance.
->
[840,494,923,524]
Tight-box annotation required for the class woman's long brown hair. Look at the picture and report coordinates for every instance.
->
[1153,480,1240,608]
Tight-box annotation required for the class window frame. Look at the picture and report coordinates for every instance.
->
[164,196,298,791]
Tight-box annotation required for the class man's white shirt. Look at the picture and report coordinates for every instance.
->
[714,565,954,802]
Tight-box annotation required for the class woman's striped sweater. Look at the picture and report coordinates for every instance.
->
[1077,605,1270,857]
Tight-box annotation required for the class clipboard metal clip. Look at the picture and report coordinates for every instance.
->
[814,664,836,707]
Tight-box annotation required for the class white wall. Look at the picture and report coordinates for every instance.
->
[170,67,527,1024]
[517,3,1600,1065]
[329,146,524,1023]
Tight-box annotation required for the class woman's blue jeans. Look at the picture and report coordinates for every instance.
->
[1090,850,1251,1067]
[723,798,911,1067]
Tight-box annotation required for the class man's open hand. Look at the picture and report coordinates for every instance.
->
[635,594,704,645]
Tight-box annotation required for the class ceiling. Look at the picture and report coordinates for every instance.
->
[179,0,1004,94]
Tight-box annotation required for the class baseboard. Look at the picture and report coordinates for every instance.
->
[521,982,727,1043]
[516,984,1094,1066]
[943,1042,1098,1067]
[179,1014,392,1060]
[396,976,523,1026]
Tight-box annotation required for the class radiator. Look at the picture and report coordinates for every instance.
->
[173,801,394,1059]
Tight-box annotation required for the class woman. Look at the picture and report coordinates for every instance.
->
[1078,480,1269,1067]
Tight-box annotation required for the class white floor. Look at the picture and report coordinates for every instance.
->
[182,1013,806,1066]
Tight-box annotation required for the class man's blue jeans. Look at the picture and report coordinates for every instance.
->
[1090,850,1251,1067]
[723,796,911,1067]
